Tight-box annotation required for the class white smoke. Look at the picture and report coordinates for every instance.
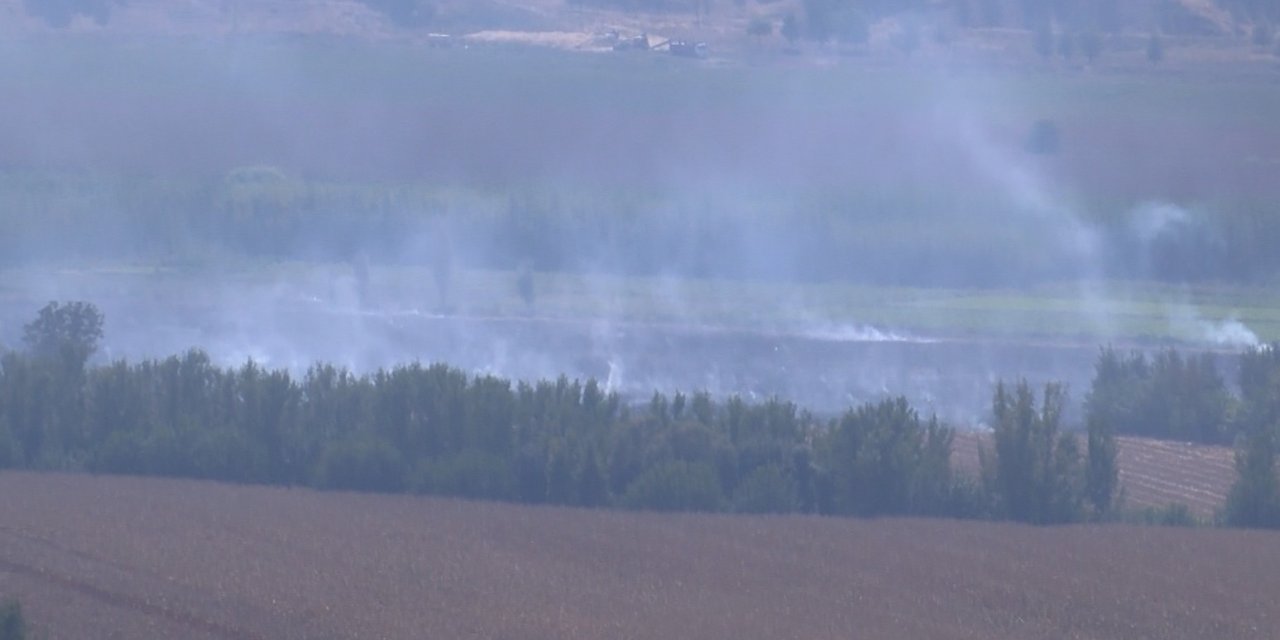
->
[1167,304,1259,348]
[804,323,936,344]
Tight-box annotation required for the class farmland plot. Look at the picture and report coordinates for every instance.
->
[2,472,1278,640]
[952,431,1235,518]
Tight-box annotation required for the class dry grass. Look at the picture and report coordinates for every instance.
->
[2,472,1278,639]
[953,431,1236,519]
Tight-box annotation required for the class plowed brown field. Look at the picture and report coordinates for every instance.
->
[2,472,1278,640]
[952,432,1237,519]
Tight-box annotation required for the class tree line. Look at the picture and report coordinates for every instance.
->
[2,302,1278,528]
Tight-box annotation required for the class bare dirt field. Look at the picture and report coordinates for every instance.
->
[952,431,1237,519]
[2,472,1278,640]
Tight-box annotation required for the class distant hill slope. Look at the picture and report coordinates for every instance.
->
[2,472,1278,640]
[0,0,1263,39]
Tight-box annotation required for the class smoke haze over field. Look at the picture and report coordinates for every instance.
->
[1,27,1276,423]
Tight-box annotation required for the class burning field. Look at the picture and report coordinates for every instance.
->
[2,471,1278,640]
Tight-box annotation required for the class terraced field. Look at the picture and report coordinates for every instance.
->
[2,472,1279,640]
[952,431,1236,519]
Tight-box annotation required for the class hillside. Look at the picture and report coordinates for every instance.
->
[2,472,1278,639]
[3,0,1276,67]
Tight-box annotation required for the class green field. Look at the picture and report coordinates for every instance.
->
[2,37,1280,344]
[2,262,1276,345]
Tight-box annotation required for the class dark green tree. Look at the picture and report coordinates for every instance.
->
[1083,348,1126,516]
[546,443,576,505]
[1225,423,1280,528]
[985,381,1083,524]
[824,397,955,517]
[1238,343,1280,430]
[1085,347,1229,444]
[578,447,610,507]
[1085,411,1119,517]
[23,301,104,375]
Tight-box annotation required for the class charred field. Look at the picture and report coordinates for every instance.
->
[2,471,1279,640]
[0,264,1267,421]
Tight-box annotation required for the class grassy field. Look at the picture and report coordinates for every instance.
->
[4,262,1276,345]
[1,471,1277,640]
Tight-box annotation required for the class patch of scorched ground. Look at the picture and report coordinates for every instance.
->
[2,472,1280,640]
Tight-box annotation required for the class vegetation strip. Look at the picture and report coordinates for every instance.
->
[2,301,1278,528]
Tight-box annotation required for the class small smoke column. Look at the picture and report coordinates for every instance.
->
[1168,305,1259,348]
[804,323,936,344]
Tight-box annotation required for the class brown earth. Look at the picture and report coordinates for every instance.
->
[2,471,1279,640]
[953,431,1237,519]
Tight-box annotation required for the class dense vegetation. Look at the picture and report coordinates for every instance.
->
[5,300,1279,528]
[0,302,981,519]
